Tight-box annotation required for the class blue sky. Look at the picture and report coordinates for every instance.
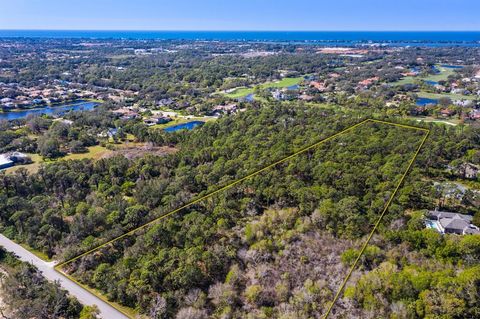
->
[1,0,479,31]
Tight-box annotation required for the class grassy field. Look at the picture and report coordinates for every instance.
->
[62,145,112,160]
[393,77,419,86]
[393,65,459,86]
[423,66,456,82]
[4,146,112,175]
[224,87,255,99]
[407,116,460,126]
[224,77,304,99]
[417,91,478,101]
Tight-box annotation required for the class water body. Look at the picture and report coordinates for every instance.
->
[440,64,464,69]
[164,121,205,132]
[416,97,439,106]
[246,94,255,102]
[0,100,98,121]
[424,80,439,86]
[1,30,480,46]
[431,65,441,74]
[287,84,300,90]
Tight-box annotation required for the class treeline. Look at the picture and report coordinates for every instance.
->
[62,114,426,317]
[0,248,98,319]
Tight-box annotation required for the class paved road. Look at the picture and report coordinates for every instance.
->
[0,234,129,319]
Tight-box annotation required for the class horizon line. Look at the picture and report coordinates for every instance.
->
[1,29,480,32]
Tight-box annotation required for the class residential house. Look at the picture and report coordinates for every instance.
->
[0,152,29,170]
[272,90,284,100]
[157,98,174,107]
[358,77,380,89]
[426,210,480,235]
[463,163,479,179]
[453,100,473,107]
[144,116,172,126]
[310,81,327,92]
[469,109,480,120]
[0,154,14,170]
[212,103,237,114]
[112,108,139,120]
[440,109,455,117]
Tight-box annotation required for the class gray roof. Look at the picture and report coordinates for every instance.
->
[440,218,470,231]
[428,210,473,222]
[0,155,13,166]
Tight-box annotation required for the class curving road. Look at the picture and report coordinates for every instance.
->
[0,234,129,319]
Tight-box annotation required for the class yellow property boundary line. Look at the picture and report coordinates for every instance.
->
[323,120,429,318]
[53,118,429,318]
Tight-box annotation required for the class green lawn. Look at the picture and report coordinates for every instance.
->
[406,116,460,126]
[392,64,459,86]
[62,145,112,161]
[417,91,478,101]
[4,146,112,175]
[393,77,419,86]
[423,66,456,82]
[224,77,304,99]
[20,244,53,262]
[224,87,255,99]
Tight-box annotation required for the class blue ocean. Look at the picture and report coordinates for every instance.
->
[0,30,479,46]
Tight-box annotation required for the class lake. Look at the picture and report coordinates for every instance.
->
[416,97,439,106]
[0,100,98,121]
[440,64,464,69]
[164,121,205,132]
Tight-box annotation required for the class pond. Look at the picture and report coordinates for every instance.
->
[0,100,98,121]
[424,80,439,86]
[416,97,439,106]
[440,64,464,69]
[431,65,441,74]
[287,84,300,90]
[164,121,205,132]
[242,94,255,102]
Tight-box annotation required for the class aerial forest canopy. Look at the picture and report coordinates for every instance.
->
[2,104,478,318]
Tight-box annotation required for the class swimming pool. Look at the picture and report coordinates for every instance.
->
[425,220,443,233]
